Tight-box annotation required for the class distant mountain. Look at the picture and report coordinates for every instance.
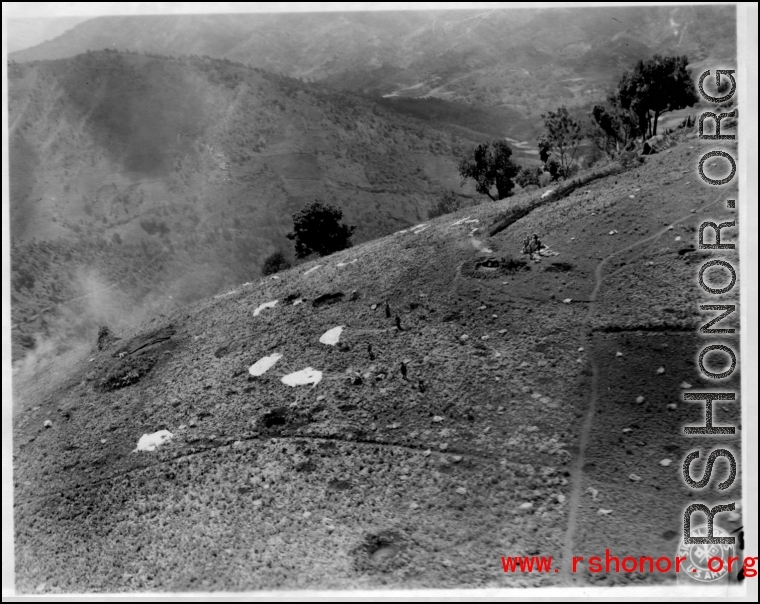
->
[9,6,736,109]
[5,16,89,53]
[8,51,478,358]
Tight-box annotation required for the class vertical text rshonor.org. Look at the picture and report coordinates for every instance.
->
[682,68,738,553]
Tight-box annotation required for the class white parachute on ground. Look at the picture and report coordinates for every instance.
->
[253,300,278,316]
[249,353,282,376]
[282,368,323,387]
[133,430,173,452]
[319,326,344,346]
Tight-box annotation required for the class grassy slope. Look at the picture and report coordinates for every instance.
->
[13,134,741,591]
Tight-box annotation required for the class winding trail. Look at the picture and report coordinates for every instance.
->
[560,194,724,582]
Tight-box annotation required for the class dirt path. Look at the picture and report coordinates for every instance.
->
[560,193,725,582]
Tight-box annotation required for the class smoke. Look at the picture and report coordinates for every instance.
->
[11,266,175,390]
[469,236,493,255]
[11,247,250,396]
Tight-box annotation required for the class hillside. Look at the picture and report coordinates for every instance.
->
[9,51,481,360]
[13,135,742,592]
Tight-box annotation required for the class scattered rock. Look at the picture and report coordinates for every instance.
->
[43,420,52,429]
[659,459,673,467]
[636,396,645,403]
[656,366,665,374]
[629,473,642,482]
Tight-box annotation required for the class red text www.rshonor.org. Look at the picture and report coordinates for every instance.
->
[501,551,759,576]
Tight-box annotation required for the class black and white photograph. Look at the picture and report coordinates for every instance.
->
[3,2,757,597]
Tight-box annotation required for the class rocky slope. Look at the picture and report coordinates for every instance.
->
[13,134,742,592]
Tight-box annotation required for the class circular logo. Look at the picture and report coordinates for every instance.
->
[677,524,734,582]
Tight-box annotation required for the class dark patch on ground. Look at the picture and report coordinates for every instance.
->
[98,354,157,391]
[353,530,406,572]
[312,292,344,308]
[112,325,175,357]
[261,407,288,429]
[544,261,573,273]
[295,459,316,472]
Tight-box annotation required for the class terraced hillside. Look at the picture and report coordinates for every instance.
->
[13,136,741,592]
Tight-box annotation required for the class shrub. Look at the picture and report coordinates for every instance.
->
[458,140,520,200]
[287,200,356,258]
[429,191,467,219]
[262,251,291,276]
